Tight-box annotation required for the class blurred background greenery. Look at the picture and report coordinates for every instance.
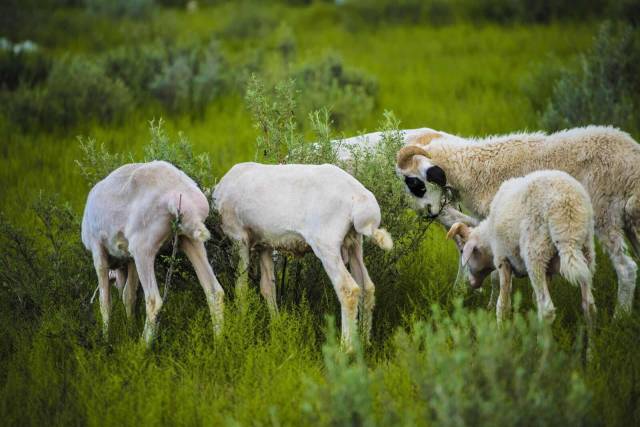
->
[1,1,639,426]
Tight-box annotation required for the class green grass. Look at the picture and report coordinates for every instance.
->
[1,3,638,426]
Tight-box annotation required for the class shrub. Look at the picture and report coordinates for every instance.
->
[381,302,592,426]
[0,39,50,90]
[540,22,640,133]
[4,56,133,130]
[221,2,277,39]
[291,53,378,129]
[100,43,166,100]
[43,56,133,129]
[301,319,375,427]
[84,0,155,19]
[149,41,225,117]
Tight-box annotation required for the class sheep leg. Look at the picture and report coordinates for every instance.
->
[528,268,556,323]
[112,268,126,300]
[599,228,637,316]
[181,237,225,335]
[487,270,500,310]
[348,235,375,344]
[91,246,111,337]
[122,261,139,320]
[133,250,163,345]
[313,243,361,352]
[259,249,278,316]
[495,259,512,323]
[235,240,251,300]
[579,275,597,331]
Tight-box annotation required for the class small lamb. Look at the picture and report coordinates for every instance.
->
[81,160,224,343]
[447,170,597,325]
[213,162,393,349]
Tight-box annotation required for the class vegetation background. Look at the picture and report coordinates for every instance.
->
[0,0,639,425]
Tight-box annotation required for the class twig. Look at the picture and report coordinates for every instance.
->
[163,194,183,302]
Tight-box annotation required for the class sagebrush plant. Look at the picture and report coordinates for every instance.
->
[540,21,640,133]
[291,53,378,130]
[85,0,155,19]
[380,300,592,426]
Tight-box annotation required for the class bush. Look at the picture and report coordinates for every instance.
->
[381,302,591,426]
[100,43,166,100]
[0,39,50,90]
[340,0,455,27]
[221,2,277,39]
[149,41,226,117]
[84,0,155,19]
[291,53,378,129]
[540,22,640,133]
[4,56,133,130]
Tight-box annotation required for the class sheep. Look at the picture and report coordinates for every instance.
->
[396,125,640,315]
[212,162,393,349]
[446,170,597,325]
[332,127,460,162]
[81,160,224,344]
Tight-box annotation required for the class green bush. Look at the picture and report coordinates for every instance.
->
[100,43,166,100]
[4,56,133,130]
[292,53,378,130]
[220,2,277,39]
[149,41,226,117]
[0,39,50,90]
[540,22,640,133]
[382,302,591,426]
[84,0,155,19]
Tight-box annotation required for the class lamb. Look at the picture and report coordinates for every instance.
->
[212,162,393,349]
[81,160,224,344]
[396,125,640,315]
[446,170,597,325]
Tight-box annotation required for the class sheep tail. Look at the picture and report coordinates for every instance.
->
[352,195,393,251]
[191,222,211,242]
[167,193,211,242]
[557,243,592,287]
[372,228,393,251]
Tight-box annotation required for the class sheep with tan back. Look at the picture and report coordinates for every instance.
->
[213,162,392,350]
[447,170,597,326]
[82,160,224,344]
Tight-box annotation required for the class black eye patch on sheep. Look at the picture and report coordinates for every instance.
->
[404,176,426,197]
[426,165,447,187]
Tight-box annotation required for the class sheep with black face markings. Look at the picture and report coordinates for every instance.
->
[447,170,597,325]
[213,162,392,350]
[81,160,224,344]
[396,125,640,315]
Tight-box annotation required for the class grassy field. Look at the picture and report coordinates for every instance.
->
[1,2,639,426]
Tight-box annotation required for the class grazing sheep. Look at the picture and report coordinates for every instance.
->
[447,170,597,325]
[81,160,224,344]
[332,127,465,163]
[213,162,393,349]
[396,126,640,314]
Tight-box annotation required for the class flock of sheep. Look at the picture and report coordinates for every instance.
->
[81,124,640,350]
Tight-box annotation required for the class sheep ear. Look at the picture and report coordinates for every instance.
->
[461,241,476,266]
[426,165,446,186]
[447,222,470,240]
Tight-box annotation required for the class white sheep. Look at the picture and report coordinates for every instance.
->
[81,160,224,343]
[212,162,393,349]
[446,170,597,325]
[396,126,640,315]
